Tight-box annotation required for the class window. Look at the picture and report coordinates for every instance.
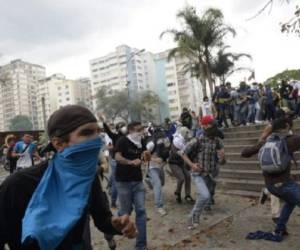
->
[65,85,69,89]
[58,87,61,90]
[66,97,70,101]
[167,82,175,87]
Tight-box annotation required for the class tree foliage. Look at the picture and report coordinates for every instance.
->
[211,46,253,84]
[161,6,250,96]
[9,115,33,131]
[265,68,300,87]
[248,0,300,37]
[95,87,160,122]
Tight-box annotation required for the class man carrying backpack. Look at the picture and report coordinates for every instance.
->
[180,115,225,229]
[242,117,300,238]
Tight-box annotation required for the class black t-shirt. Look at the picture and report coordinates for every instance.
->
[0,163,119,250]
[280,84,293,100]
[115,136,144,182]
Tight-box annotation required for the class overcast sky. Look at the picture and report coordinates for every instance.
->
[0,0,299,84]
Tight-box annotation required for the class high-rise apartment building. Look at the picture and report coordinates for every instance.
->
[36,74,93,129]
[90,45,203,123]
[89,45,148,110]
[0,59,46,131]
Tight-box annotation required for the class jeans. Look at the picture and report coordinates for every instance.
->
[266,103,276,121]
[149,168,164,208]
[169,163,191,196]
[234,104,247,125]
[189,174,210,219]
[109,158,118,205]
[247,103,256,123]
[218,104,229,127]
[116,181,147,250]
[267,180,300,232]
[203,175,217,206]
[283,99,295,111]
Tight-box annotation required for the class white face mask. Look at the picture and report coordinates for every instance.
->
[127,132,143,148]
[130,132,142,142]
[120,126,127,134]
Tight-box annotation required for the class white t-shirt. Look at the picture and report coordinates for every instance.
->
[293,81,300,97]
[201,102,212,116]
[16,144,32,169]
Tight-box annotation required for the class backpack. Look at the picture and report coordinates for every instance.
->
[258,133,291,174]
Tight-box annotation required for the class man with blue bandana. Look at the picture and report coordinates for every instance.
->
[0,105,137,250]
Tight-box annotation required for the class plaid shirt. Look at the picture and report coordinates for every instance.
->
[184,136,223,177]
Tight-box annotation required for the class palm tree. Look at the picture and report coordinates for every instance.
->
[211,46,253,85]
[160,6,236,97]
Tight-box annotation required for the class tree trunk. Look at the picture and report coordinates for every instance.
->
[207,70,214,98]
[200,76,207,98]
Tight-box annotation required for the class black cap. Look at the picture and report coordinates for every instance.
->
[47,105,97,138]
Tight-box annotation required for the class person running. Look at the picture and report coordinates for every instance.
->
[98,114,128,209]
[0,105,137,249]
[181,115,225,229]
[168,127,194,204]
[12,134,41,170]
[145,127,170,216]
[114,122,148,250]
[242,117,300,238]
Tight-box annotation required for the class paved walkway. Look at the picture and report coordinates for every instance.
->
[90,174,300,250]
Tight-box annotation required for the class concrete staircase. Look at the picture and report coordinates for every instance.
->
[218,120,300,197]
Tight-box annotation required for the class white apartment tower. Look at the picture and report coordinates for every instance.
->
[36,74,93,129]
[0,59,46,131]
[89,45,147,110]
[155,51,203,121]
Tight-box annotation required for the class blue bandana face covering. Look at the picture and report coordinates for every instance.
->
[22,137,103,250]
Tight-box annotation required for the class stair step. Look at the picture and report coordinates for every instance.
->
[226,151,300,161]
[224,138,258,145]
[223,119,300,133]
[224,128,300,139]
[218,189,261,198]
[219,168,300,180]
[218,177,266,192]
[222,161,260,170]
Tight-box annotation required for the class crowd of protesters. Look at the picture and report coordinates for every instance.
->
[210,80,300,128]
[1,77,300,249]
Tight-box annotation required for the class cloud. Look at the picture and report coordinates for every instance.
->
[0,0,299,83]
[0,0,151,59]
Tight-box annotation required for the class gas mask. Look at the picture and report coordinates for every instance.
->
[120,126,127,135]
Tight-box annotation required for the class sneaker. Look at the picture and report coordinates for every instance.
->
[193,215,200,227]
[204,206,212,212]
[107,238,116,250]
[184,195,195,204]
[259,188,268,204]
[157,207,167,216]
[175,192,182,204]
[187,216,195,230]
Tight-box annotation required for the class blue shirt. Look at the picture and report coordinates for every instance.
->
[13,141,36,157]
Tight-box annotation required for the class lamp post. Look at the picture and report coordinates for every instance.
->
[126,48,145,122]
[41,97,47,130]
